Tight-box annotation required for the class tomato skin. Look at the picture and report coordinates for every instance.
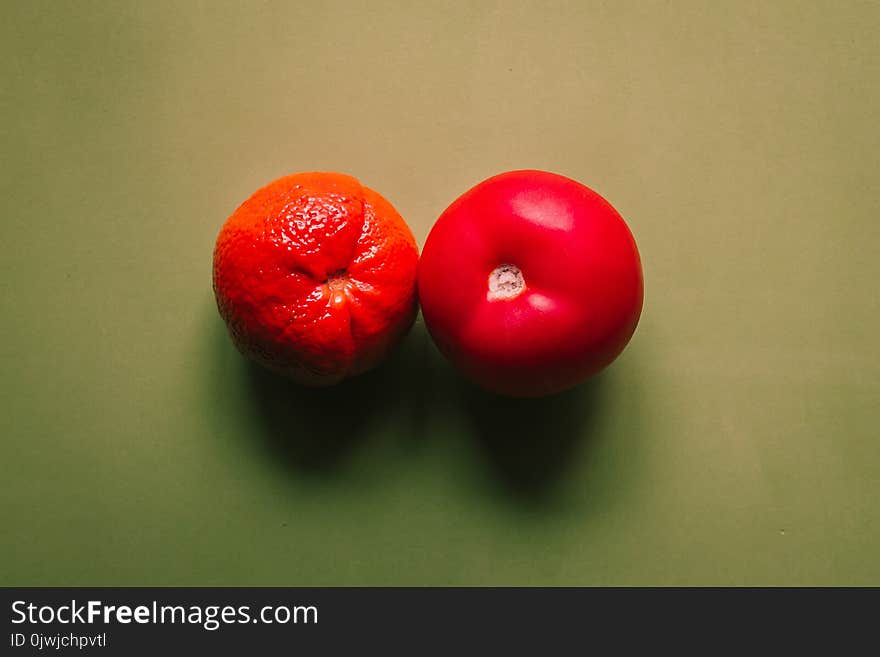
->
[417,170,643,397]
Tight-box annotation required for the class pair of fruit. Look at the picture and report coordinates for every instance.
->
[213,170,643,397]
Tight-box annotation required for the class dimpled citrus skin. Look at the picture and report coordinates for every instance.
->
[213,172,419,385]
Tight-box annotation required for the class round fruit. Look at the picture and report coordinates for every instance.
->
[213,172,419,386]
[418,170,643,397]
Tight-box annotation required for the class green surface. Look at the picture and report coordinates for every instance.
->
[2,1,879,586]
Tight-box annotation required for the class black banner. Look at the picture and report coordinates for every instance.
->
[1,587,875,654]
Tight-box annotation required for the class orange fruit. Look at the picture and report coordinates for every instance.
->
[213,172,419,385]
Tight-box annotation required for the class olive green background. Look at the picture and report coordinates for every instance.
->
[2,1,878,586]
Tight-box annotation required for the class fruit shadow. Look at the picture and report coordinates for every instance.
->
[215,300,637,503]
[456,374,605,502]
[242,321,431,474]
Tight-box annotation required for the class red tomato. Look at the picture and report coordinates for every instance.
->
[418,170,643,397]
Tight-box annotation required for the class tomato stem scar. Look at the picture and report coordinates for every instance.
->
[487,264,525,301]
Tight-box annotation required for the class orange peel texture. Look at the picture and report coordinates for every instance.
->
[213,172,419,385]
